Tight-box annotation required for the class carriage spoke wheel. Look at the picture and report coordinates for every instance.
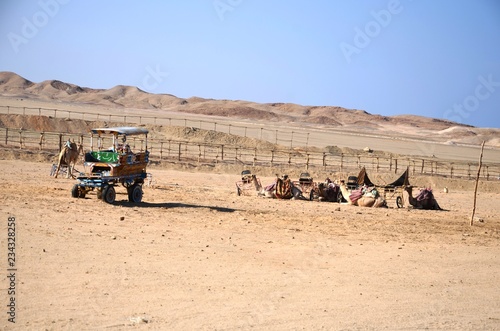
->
[128,184,143,203]
[102,185,116,204]
[71,184,86,198]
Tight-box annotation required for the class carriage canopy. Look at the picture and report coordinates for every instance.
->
[90,127,149,136]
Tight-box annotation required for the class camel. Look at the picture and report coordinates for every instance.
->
[315,181,341,202]
[403,186,442,210]
[254,174,305,200]
[54,140,83,179]
[339,182,386,207]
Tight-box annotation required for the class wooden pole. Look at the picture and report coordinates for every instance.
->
[470,141,485,226]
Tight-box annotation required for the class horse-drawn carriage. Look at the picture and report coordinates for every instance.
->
[71,127,149,204]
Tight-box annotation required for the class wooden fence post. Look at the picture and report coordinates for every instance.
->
[389,155,392,172]
[221,145,224,161]
[5,128,8,145]
[471,141,485,226]
[18,130,23,149]
[306,154,310,170]
[178,143,181,161]
[271,150,274,166]
[394,158,398,174]
[39,132,44,150]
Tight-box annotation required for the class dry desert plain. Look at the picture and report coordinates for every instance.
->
[0,93,500,329]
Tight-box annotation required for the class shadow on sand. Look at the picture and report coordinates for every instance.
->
[114,200,238,213]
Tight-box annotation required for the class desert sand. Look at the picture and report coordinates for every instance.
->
[0,157,499,330]
[0,72,500,330]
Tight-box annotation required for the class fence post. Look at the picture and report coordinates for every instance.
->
[18,130,23,149]
[159,142,163,160]
[394,158,398,174]
[178,143,181,161]
[221,145,224,161]
[271,150,274,166]
[389,155,392,172]
[198,144,202,163]
[5,128,8,145]
[450,163,454,178]
[39,132,44,150]
[322,152,326,167]
[253,148,257,167]
[58,133,63,151]
[306,154,310,170]
[376,157,380,172]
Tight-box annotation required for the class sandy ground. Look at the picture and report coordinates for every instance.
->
[0,159,499,330]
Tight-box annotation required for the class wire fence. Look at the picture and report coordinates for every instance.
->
[1,126,499,181]
[0,104,311,149]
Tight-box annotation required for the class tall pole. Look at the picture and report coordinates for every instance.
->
[470,141,485,226]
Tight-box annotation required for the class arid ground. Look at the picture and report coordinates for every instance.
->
[0,157,499,330]
[0,76,499,330]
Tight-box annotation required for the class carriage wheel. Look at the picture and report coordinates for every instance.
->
[71,184,80,198]
[396,196,403,208]
[128,184,143,203]
[102,185,116,204]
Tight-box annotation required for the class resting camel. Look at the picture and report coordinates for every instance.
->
[54,140,83,179]
[315,181,340,202]
[339,182,386,207]
[403,186,442,210]
[253,174,305,200]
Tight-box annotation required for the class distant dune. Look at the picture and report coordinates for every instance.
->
[1,71,498,147]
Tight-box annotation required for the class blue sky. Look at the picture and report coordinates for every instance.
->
[1,0,499,128]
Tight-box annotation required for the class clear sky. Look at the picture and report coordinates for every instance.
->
[1,0,499,128]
